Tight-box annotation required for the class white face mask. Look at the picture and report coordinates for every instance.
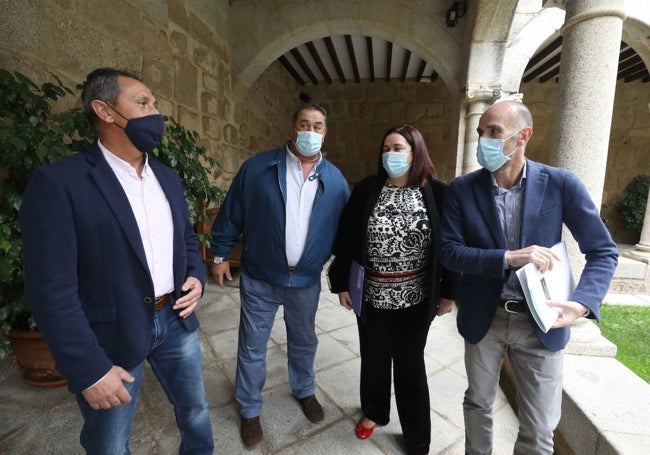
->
[382,151,411,178]
[476,128,522,172]
[294,130,323,157]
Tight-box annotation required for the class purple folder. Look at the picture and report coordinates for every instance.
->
[348,260,365,317]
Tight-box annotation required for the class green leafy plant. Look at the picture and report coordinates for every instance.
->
[0,69,93,360]
[616,175,650,234]
[152,116,225,247]
[0,69,223,359]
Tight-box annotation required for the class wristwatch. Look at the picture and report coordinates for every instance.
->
[213,256,226,265]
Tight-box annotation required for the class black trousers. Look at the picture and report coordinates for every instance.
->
[358,302,431,455]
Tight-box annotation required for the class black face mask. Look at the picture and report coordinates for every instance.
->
[109,105,165,153]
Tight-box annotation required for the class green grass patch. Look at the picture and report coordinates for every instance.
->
[599,305,650,383]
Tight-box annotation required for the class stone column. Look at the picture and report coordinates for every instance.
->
[548,0,626,354]
[626,186,650,263]
[549,0,626,209]
[549,0,625,272]
[462,86,501,174]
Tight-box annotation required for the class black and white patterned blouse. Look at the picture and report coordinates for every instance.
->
[364,182,432,310]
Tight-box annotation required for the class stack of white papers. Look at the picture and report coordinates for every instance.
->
[516,241,576,332]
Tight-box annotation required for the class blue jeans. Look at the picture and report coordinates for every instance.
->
[75,301,213,455]
[236,272,321,418]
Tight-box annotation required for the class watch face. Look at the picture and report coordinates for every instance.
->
[213,257,224,264]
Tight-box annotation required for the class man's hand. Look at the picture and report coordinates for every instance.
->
[506,245,560,273]
[549,300,590,328]
[210,262,232,288]
[436,298,455,316]
[338,292,352,311]
[173,276,203,318]
[81,366,134,410]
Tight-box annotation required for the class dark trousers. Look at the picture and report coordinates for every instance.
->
[358,303,431,455]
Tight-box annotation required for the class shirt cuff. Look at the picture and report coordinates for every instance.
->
[83,371,110,391]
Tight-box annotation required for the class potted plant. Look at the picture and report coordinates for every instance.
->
[0,69,224,386]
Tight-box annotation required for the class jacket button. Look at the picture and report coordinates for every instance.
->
[144,297,152,303]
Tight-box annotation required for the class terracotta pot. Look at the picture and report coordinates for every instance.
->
[8,329,67,388]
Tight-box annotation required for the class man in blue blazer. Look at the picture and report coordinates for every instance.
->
[20,68,213,454]
[440,100,618,455]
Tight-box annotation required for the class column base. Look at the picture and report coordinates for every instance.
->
[564,317,617,357]
[624,249,650,264]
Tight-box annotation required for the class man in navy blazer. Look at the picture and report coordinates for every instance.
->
[20,68,213,454]
[440,100,617,455]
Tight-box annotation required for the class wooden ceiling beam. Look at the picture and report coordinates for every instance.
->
[619,61,647,79]
[345,34,361,83]
[278,55,305,86]
[618,47,637,64]
[306,41,332,84]
[525,35,562,71]
[618,55,642,73]
[385,41,392,82]
[401,49,411,82]
[290,48,318,85]
[366,36,375,82]
[523,52,561,82]
[539,66,560,83]
[324,37,346,84]
[415,59,426,82]
[623,68,649,82]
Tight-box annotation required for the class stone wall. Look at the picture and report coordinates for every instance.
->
[2,1,648,241]
[304,79,456,185]
[0,0,300,201]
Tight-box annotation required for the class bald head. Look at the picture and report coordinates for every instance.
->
[484,100,533,130]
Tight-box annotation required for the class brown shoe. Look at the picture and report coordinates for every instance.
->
[297,395,324,423]
[240,416,263,448]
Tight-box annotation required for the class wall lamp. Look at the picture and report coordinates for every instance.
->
[446,1,467,28]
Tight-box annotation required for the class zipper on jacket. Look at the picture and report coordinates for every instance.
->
[288,266,295,287]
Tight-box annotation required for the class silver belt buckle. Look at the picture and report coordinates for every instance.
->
[504,300,520,314]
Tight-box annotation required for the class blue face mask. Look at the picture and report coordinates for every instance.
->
[476,128,522,172]
[110,105,165,153]
[294,130,323,157]
[382,151,411,178]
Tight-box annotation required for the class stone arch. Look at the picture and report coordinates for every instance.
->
[230,2,464,96]
[621,16,650,72]
[501,6,565,92]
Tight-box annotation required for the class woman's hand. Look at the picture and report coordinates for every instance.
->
[338,292,353,311]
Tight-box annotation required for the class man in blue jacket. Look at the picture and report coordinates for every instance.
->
[20,68,213,454]
[210,103,349,448]
[440,100,618,454]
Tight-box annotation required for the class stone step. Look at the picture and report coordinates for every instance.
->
[614,254,647,280]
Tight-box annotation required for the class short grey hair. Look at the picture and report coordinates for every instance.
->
[80,67,142,124]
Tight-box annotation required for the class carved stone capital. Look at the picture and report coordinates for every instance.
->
[464,85,501,104]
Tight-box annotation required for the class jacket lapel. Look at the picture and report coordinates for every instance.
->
[85,142,150,274]
[473,169,506,248]
[520,160,548,247]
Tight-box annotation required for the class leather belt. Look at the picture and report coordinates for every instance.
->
[498,299,527,314]
[155,293,172,311]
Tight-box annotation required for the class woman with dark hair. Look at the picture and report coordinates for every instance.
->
[328,124,458,455]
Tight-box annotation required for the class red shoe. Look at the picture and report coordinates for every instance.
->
[355,418,376,439]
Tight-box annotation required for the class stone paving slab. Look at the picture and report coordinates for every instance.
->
[0,271,522,454]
